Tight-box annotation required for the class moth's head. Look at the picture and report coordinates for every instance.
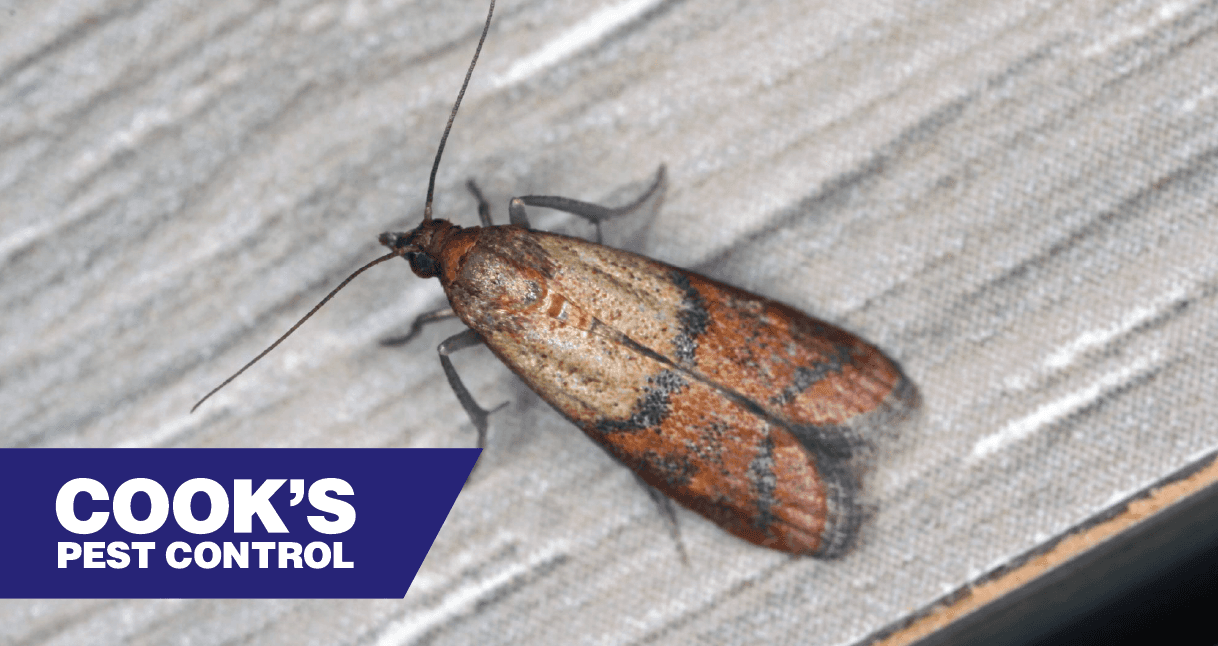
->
[378,218,461,279]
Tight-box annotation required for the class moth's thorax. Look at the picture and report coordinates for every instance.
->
[441,227,560,335]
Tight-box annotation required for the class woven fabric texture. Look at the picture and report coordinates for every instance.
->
[3,0,1216,644]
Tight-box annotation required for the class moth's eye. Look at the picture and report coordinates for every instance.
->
[408,252,441,278]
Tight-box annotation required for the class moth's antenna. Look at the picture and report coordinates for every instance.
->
[192,251,403,413]
[194,3,497,412]
[424,0,495,221]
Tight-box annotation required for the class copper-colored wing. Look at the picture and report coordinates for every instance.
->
[443,226,917,555]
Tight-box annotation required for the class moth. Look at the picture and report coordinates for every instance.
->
[196,0,919,557]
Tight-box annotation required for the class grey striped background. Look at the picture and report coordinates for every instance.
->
[3,0,1216,644]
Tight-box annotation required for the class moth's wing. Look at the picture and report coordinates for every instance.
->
[453,229,914,555]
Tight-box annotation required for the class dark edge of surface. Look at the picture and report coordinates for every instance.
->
[906,455,1218,646]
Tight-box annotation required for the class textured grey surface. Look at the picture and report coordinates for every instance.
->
[3,0,1217,644]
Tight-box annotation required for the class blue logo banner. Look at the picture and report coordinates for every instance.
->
[0,448,480,598]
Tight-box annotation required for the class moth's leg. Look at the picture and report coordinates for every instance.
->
[438,328,506,451]
[507,196,532,229]
[466,179,493,227]
[380,307,459,347]
[510,165,666,243]
[635,474,690,566]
